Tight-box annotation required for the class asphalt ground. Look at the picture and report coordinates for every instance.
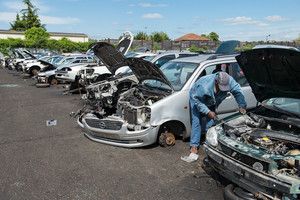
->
[0,68,224,200]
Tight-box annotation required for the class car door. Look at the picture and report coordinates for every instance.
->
[191,61,257,118]
[216,62,257,116]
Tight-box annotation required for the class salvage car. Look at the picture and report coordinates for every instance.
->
[75,46,198,118]
[78,44,257,148]
[204,47,300,200]
[36,55,95,87]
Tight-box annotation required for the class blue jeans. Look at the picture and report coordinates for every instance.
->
[190,103,215,148]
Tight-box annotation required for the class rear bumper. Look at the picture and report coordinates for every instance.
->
[204,144,300,199]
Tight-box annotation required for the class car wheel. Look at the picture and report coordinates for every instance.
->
[224,184,256,200]
[158,131,176,147]
[31,68,39,76]
[49,77,58,85]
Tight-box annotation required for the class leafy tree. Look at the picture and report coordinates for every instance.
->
[200,34,208,38]
[10,0,45,31]
[134,32,149,40]
[25,27,49,48]
[235,43,255,52]
[150,32,170,42]
[208,32,219,42]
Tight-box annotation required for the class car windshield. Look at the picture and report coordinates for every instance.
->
[161,61,199,91]
[265,98,300,117]
[142,61,198,91]
[125,52,138,58]
[143,56,156,62]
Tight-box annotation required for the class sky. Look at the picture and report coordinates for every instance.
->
[0,0,299,41]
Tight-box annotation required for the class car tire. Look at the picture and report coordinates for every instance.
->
[30,67,40,76]
[49,76,58,85]
[224,184,256,200]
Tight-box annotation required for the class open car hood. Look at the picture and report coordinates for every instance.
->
[92,31,133,74]
[125,57,173,89]
[236,47,300,102]
[215,40,240,54]
[93,41,173,88]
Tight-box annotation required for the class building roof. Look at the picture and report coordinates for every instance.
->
[175,33,210,42]
[0,29,88,37]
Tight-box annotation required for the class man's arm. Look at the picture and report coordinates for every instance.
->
[229,77,247,109]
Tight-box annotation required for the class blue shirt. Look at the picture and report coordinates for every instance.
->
[190,73,247,114]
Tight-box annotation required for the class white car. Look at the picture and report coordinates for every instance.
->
[55,63,109,82]
[36,56,94,87]
[27,55,93,76]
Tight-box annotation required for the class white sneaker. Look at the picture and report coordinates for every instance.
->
[181,153,199,163]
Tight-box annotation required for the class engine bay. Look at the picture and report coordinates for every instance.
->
[118,85,170,107]
[222,106,300,177]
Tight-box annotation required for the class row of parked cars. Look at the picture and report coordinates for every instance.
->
[3,32,300,200]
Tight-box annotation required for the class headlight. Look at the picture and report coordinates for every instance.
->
[206,126,220,147]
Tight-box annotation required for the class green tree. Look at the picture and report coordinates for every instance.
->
[208,32,219,42]
[25,27,49,48]
[134,32,149,40]
[10,14,27,31]
[150,32,170,42]
[10,0,45,31]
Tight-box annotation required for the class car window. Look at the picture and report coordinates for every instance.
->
[228,63,248,87]
[195,64,216,81]
[80,59,89,63]
[73,60,80,63]
[154,55,176,67]
[160,61,199,91]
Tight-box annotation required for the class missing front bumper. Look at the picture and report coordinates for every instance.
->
[204,144,300,199]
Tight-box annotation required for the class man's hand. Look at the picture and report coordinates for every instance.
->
[239,108,246,115]
[207,111,217,120]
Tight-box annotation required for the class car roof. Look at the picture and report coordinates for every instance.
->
[170,54,237,64]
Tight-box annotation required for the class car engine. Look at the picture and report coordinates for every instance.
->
[222,108,300,177]
[116,86,170,131]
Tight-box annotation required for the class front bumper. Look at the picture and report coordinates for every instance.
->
[78,115,159,148]
[204,144,300,199]
[36,76,50,87]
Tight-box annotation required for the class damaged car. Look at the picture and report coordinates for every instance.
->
[77,44,257,148]
[204,47,300,200]
[67,31,134,94]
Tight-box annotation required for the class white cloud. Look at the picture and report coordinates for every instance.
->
[3,2,24,11]
[3,0,50,13]
[142,13,163,19]
[139,3,167,7]
[40,16,80,25]
[222,16,268,26]
[0,12,16,22]
[265,15,286,22]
